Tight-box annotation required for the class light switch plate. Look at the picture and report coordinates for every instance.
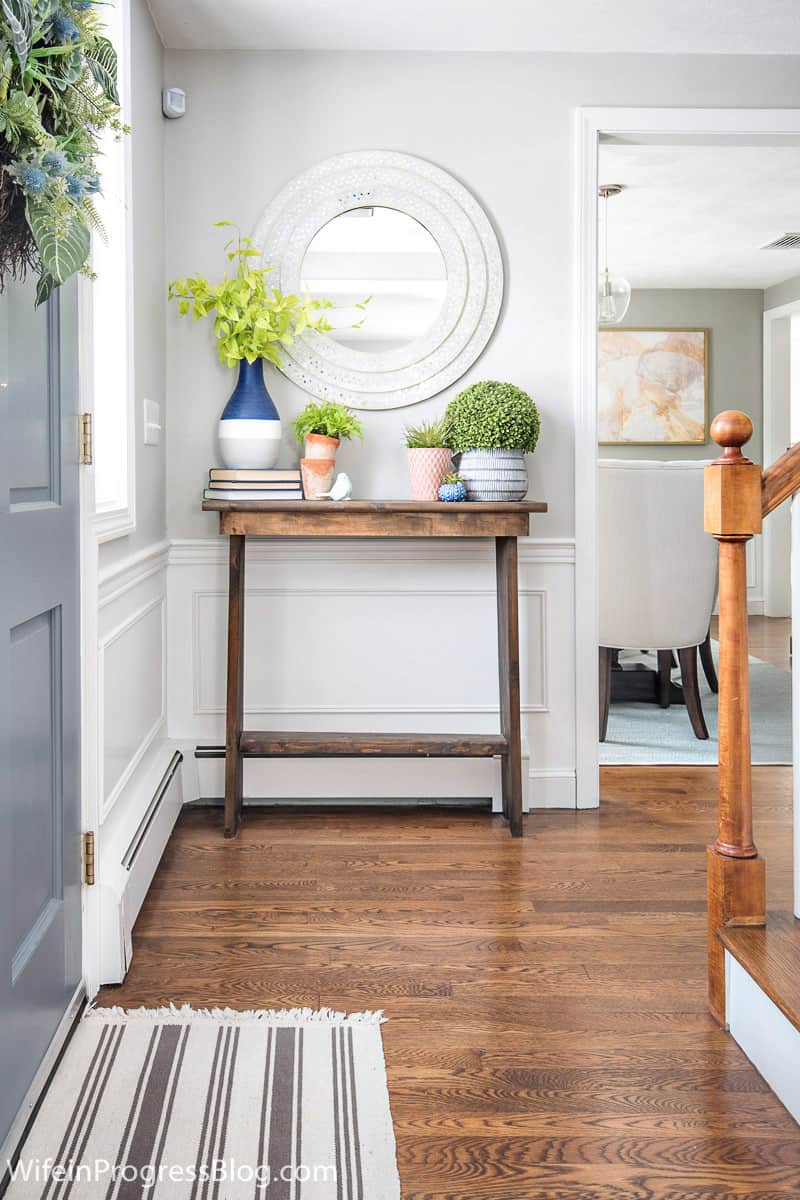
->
[143,397,161,446]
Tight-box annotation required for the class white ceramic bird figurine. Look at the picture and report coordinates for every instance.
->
[318,472,353,501]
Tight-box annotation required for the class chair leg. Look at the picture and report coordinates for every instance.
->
[699,628,718,693]
[678,645,709,740]
[657,650,673,708]
[599,646,612,742]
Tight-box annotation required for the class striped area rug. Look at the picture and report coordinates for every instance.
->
[6,1007,399,1200]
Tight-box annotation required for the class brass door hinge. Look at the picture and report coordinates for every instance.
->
[82,831,96,886]
[79,412,93,465]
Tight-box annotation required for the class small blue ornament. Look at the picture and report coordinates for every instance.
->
[42,150,67,176]
[20,166,47,196]
[66,174,85,201]
[438,480,467,503]
[85,173,101,194]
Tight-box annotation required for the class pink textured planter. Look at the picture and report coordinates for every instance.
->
[304,433,340,461]
[301,457,335,499]
[407,447,453,502]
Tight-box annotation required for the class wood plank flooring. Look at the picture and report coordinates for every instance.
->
[98,767,800,1197]
[711,615,792,673]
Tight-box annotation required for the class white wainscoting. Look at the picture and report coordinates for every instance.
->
[92,539,184,987]
[99,541,169,819]
[168,537,577,808]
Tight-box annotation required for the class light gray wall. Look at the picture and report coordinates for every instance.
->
[765,273,800,311]
[162,50,800,541]
[597,289,764,462]
[99,0,165,570]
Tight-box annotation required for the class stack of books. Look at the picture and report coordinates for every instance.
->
[203,468,304,501]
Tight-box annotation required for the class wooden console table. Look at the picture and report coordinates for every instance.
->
[202,500,547,839]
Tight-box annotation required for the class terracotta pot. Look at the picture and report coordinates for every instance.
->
[407,447,453,502]
[304,433,340,461]
[301,457,335,499]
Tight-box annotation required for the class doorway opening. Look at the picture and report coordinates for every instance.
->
[576,109,800,815]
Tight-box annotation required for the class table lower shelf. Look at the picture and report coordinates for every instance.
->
[236,731,508,758]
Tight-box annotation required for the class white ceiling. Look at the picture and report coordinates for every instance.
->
[599,144,800,289]
[147,0,800,54]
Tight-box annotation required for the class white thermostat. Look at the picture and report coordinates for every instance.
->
[162,87,186,119]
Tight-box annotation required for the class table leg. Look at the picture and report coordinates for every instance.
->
[224,534,245,838]
[496,535,523,837]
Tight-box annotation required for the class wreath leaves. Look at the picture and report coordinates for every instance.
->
[1,0,32,74]
[84,35,118,105]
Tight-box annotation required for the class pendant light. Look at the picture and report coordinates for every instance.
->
[598,184,631,326]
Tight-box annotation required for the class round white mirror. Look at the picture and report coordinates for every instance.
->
[254,151,503,410]
[299,207,447,354]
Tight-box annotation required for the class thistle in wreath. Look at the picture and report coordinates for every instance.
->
[438,472,467,503]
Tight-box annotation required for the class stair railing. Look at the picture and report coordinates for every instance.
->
[704,410,799,1023]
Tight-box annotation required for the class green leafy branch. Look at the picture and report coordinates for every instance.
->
[168,221,340,370]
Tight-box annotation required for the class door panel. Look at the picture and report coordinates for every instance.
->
[0,274,81,1149]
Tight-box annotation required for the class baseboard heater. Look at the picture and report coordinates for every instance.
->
[122,751,183,870]
[100,750,184,985]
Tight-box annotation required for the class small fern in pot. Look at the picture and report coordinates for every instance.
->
[443,381,540,501]
[292,400,363,498]
[404,417,452,501]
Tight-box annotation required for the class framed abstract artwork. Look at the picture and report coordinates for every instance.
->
[598,327,708,445]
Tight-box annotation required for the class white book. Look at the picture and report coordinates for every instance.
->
[203,488,304,501]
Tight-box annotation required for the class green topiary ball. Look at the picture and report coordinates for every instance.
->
[443,381,540,454]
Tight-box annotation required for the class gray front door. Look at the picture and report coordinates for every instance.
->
[0,275,82,1149]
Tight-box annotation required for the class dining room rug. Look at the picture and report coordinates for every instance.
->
[600,644,792,766]
[5,1006,399,1200]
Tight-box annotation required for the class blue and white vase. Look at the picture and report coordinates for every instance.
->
[218,358,282,469]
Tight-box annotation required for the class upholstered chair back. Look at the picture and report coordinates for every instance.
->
[598,459,719,651]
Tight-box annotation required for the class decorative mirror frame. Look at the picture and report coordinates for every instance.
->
[252,151,504,410]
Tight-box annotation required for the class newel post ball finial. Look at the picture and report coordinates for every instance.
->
[711,411,754,464]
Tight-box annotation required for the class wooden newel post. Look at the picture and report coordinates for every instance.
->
[704,411,766,1025]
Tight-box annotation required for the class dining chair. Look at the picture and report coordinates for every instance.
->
[598,458,719,741]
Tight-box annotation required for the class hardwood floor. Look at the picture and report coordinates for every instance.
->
[711,615,792,673]
[98,768,800,1197]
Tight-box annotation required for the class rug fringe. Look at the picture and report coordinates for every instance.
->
[84,1002,386,1026]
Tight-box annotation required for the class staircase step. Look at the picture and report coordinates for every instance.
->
[719,911,800,1033]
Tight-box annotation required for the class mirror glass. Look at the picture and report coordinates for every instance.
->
[299,207,447,354]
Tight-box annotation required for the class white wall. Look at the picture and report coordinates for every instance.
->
[159,51,800,807]
[765,273,800,312]
[163,51,800,541]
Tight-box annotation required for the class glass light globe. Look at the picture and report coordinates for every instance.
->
[598,269,631,325]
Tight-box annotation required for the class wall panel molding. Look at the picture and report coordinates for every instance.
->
[168,535,576,808]
[97,541,168,823]
[99,594,166,820]
[99,537,170,608]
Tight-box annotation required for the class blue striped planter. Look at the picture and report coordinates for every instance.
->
[218,359,282,469]
[457,449,528,501]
